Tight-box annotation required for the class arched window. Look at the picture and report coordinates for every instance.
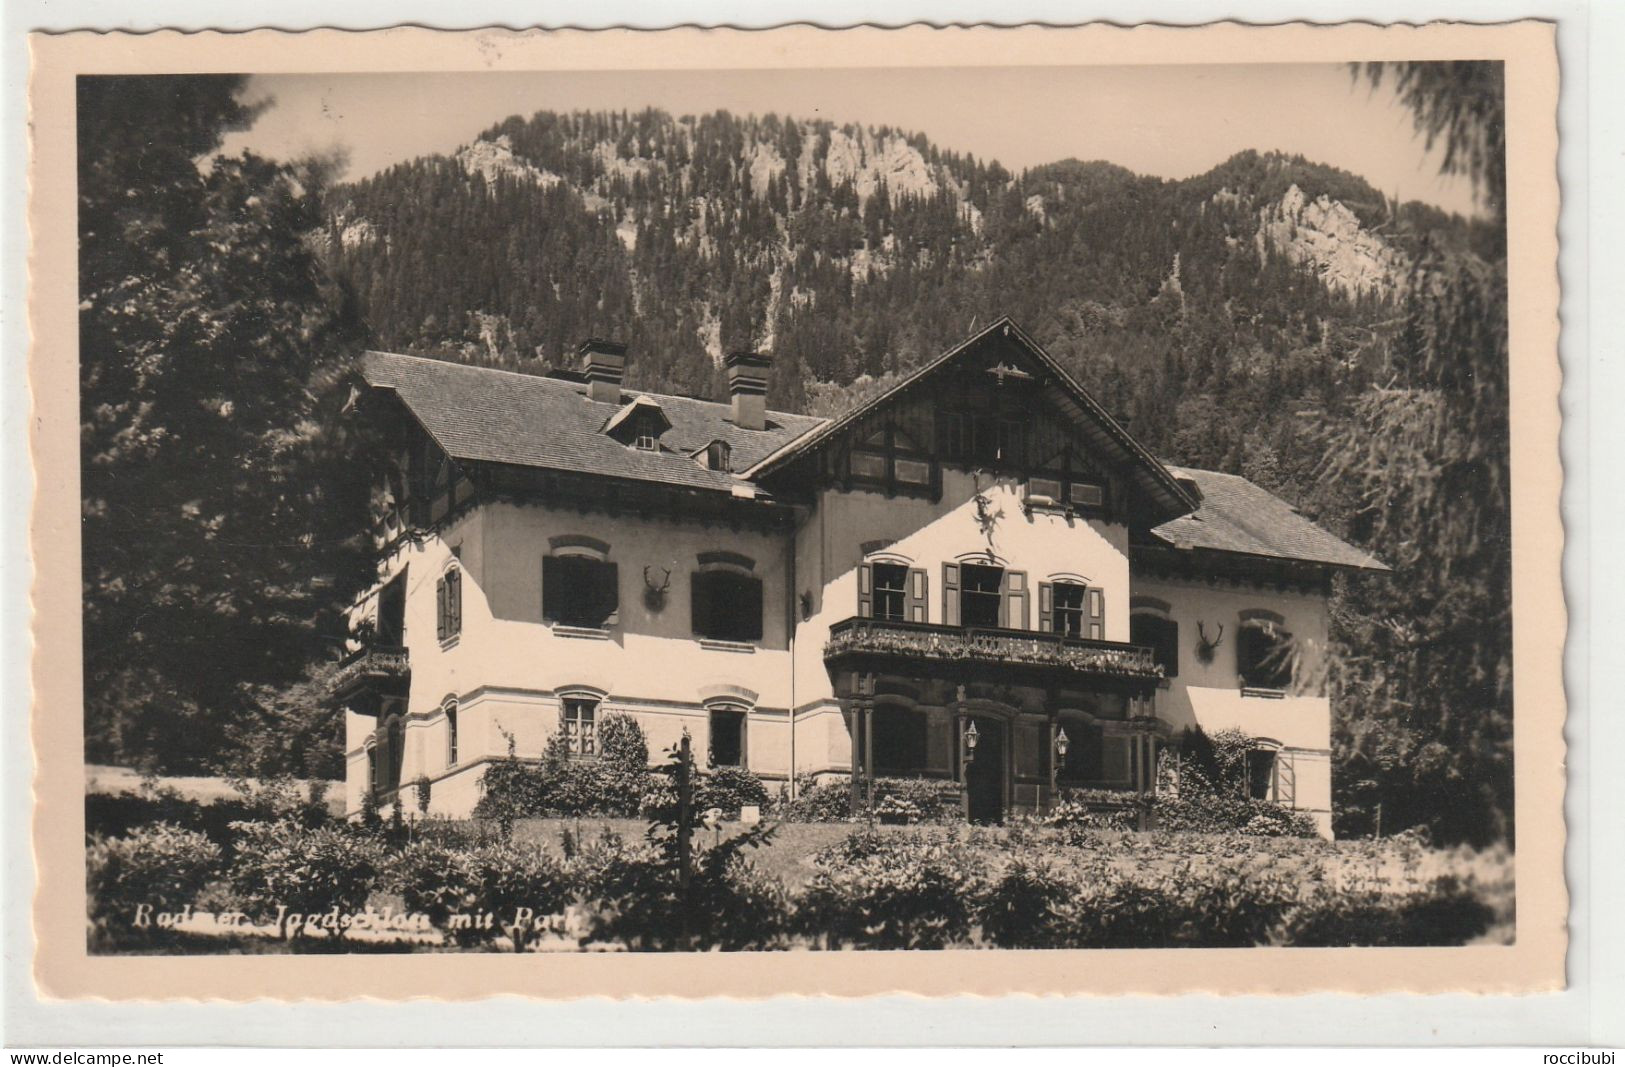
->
[377,713,405,792]
[705,440,732,472]
[1237,609,1293,691]
[707,703,748,768]
[691,555,763,642]
[443,700,459,767]
[560,693,599,757]
[543,537,619,629]
[1130,598,1179,677]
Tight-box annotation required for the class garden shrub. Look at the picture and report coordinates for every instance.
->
[391,840,570,949]
[474,726,653,826]
[695,766,771,817]
[1154,793,1319,837]
[1282,876,1495,947]
[797,829,986,949]
[775,775,852,822]
[977,856,1079,948]
[227,821,386,938]
[86,823,222,940]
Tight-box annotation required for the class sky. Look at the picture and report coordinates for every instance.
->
[223,64,1482,217]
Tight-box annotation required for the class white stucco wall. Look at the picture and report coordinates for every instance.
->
[1132,573,1335,834]
[344,500,797,816]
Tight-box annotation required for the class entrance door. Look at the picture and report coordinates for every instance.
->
[964,716,1006,824]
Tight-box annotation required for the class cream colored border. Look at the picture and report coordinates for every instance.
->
[28,21,1564,1000]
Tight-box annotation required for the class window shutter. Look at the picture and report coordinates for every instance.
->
[542,556,558,622]
[690,570,706,636]
[907,568,928,623]
[1038,582,1054,633]
[1277,752,1296,807]
[447,569,462,637]
[745,576,764,641]
[1002,570,1029,629]
[1087,587,1105,640]
[435,577,447,640]
[942,563,960,626]
[856,562,873,618]
[600,561,620,627]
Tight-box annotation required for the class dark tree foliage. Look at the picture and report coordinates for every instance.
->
[78,76,373,773]
[1316,62,1512,846]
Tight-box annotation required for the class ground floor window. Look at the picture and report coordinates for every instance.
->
[561,696,598,757]
[444,702,459,767]
[1246,747,1278,800]
[709,705,747,768]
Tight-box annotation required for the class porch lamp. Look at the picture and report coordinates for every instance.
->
[1049,726,1071,812]
[1055,727,1071,760]
[963,719,979,762]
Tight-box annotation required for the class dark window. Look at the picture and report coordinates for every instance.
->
[1238,616,1293,690]
[1057,719,1105,783]
[543,555,619,628]
[381,715,405,791]
[436,566,462,641]
[377,573,406,646]
[1131,612,1180,677]
[709,706,746,768]
[873,708,929,774]
[1052,582,1087,638]
[445,703,459,766]
[561,697,598,757]
[692,569,764,642]
[1247,748,1278,800]
[873,563,909,622]
[960,564,1003,628]
[705,441,731,472]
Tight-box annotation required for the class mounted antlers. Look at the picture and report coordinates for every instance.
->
[1196,621,1225,664]
[642,564,672,611]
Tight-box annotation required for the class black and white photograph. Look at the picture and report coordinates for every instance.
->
[43,25,1557,977]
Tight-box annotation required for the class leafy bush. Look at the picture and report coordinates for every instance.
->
[1044,789,1150,833]
[1282,876,1496,947]
[391,839,569,948]
[797,829,986,949]
[776,775,852,822]
[976,856,1078,948]
[695,766,771,816]
[86,823,223,939]
[473,725,653,827]
[598,712,649,770]
[227,821,386,937]
[1154,793,1319,837]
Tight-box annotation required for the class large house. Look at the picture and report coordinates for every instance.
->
[338,318,1385,835]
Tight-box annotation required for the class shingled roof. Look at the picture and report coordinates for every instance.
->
[361,351,827,495]
[1149,466,1388,572]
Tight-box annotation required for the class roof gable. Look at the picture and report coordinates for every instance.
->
[745,317,1197,521]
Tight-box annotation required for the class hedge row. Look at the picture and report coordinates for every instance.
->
[87,820,1495,952]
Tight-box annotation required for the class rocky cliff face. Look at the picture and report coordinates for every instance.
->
[1256,183,1406,299]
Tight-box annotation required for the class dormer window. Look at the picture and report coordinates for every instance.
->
[705,440,731,471]
[602,395,672,451]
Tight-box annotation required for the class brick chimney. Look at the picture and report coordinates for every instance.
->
[578,339,627,404]
[725,351,772,431]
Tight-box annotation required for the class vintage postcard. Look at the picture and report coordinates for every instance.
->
[28,21,1564,999]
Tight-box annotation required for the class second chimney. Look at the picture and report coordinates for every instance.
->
[725,350,772,431]
[578,339,628,404]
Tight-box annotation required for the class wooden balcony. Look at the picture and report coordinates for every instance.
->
[332,644,411,707]
[824,617,1163,691]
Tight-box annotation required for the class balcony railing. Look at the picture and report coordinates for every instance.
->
[824,617,1162,684]
[332,644,411,703]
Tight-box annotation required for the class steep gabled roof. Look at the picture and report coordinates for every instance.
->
[743,317,1198,521]
[1149,465,1389,572]
[360,351,826,494]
